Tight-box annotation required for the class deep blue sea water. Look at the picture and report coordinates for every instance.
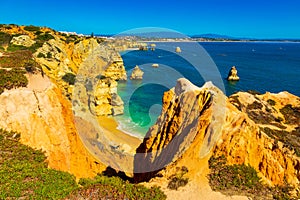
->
[115,42,300,137]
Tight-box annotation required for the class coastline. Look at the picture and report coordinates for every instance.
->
[97,116,142,154]
[137,40,300,44]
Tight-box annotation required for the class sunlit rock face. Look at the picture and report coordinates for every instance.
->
[11,35,36,47]
[130,65,144,80]
[227,66,240,81]
[134,78,300,188]
[0,74,106,178]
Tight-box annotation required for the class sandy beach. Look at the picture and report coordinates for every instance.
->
[97,116,142,154]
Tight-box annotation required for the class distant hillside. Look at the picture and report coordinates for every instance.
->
[191,33,236,39]
[192,33,300,42]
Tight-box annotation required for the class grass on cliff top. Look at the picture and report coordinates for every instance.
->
[230,94,300,158]
[67,174,167,200]
[6,32,55,53]
[0,31,12,46]
[0,24,55,53]
[0,129,166,199]
[0,68,28,94]
[208,155,298,200]
[0,129,78,199]
[0,50,42,94]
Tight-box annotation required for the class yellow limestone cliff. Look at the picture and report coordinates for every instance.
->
[134,78,300,191]
[0,74,106,178]
[0,27,128,178]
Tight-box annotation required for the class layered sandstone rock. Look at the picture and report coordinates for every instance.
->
[0,26,130,178]
[134,78,300,189]
[130,65,144,80]
[34,37,126,115]
[90,78,124,116]
[0,74,106,178]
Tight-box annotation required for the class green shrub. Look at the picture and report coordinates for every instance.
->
[37,52,46,58]
[229,95,242,111]
[46,52,52,58]
[0,129,78,199]
[247,90,262,95]
[208,155,298,199]
[97,38,105,43]
[7,44,28,52]
[74,39,81,45]
[0,50,33,68]
[260,127,300,157]
[24,25,41,32]
[65,34,79,44]
[0,68,28,93]
[209,155,267,197]
[62,73,76,85]
[167,166,189,190]
[71,174,166,200]
[247,101,263,110]
[2,25,12,30]
[35,30,43,35]
[267,99,276,106]
[28,42,44,53]
[22,33,55,53]
[280,104,300,124]
[0,31,12,46]
[36,33,54,41]
[24,59,40,73]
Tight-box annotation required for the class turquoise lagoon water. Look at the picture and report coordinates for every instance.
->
[115,42,300,137]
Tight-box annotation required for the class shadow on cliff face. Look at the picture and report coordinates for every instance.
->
[101,166,133,183]
[133,79,214,182]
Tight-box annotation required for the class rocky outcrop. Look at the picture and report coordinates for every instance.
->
[152,63,159,68]
[150,44,156,51]
[90,78,124,116]
[175,47,181,53]
[34,37,126,115]
[130,65,144,80]
[10,35,36,47]
[139,44,148,51]
[134,78,300,188]
[227,66,240,81]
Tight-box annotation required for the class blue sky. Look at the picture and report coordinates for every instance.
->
[1,0,300,38]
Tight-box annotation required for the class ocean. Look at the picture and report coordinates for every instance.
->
[115,42,300,137]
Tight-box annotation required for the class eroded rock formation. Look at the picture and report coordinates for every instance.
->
[0,26,130,178]
[175,47,182,53]
[227,66,240,81]
[152,63,159,68]
[134,78,300,188]
[10,35,36,47]
[0,74,106,178]
[130,65,144,80]
[34,37,126,116]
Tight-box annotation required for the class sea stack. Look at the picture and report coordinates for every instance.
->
[227,66,240,81]
[175,46,182,53]
[139,44,148,51]
[150,44,156,51]
[152,63,159,68]
[130,65,144,80]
